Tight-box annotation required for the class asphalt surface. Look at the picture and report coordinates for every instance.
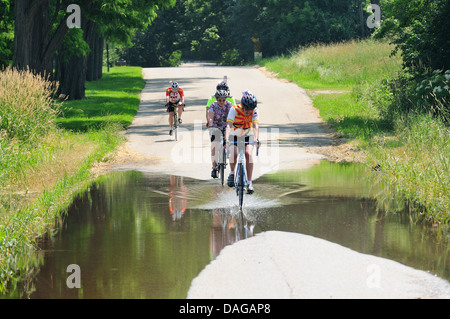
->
[187,231,450,299]
[123,62,329,179]
[122,63,450,299]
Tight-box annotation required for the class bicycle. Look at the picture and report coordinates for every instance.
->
[213,128,227,186]
[231,138,259,212]
[166,102,184,141]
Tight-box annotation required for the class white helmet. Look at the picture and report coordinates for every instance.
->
[170,81,179,92]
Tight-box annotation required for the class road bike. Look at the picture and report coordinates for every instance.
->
[213,128,227,186]
[167,102,184,141]
[232,138,259,212]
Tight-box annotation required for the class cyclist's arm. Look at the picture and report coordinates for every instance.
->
[178,88,185,106]
[225,121,232,142]
[207,109,214,127]
[205,97,215,124]
[253,122,260,142]
[166,89,170,104]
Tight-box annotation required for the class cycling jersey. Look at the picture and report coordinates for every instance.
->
[166,87,184,103]
[206,96,236,108]
[227,104,259,136]
[209,100,233,129]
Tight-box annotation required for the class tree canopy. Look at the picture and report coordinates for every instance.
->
[6,0,175,99]
[123,0,369,66]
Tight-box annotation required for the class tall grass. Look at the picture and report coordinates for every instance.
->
[367,116,449,223]
[0,68,62,186]
[0,67,59,143]
[260,39,402,90]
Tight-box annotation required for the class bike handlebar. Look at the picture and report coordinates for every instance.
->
[227,139,261,156]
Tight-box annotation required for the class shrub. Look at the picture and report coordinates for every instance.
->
[374,70,450,124]
[162,50,182,67]
[219,48,244,66]
[0,67,60,145]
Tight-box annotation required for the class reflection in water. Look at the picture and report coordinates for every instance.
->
[168,176,188,221]
[8,162,450,298]
[210,208,254,260]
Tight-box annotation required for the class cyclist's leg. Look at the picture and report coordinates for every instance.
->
[227,135,238,187]
[210,128,220,166]
[168,104,175,128]
[245,136,255,182]
[177,103,184,123]
[245,135,255,193]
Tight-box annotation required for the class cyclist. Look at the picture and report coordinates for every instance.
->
[205,76,236,126]
[224,90,260,194]
[208,89,233,178]
[165,81,185,136]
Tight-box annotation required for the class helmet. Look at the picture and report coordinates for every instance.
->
[216,81,229,92]
[215,90,228,99]
[170,81,179,92]
[241,90,257,110]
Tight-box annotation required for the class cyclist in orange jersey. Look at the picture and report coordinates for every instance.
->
[224,90,260,194]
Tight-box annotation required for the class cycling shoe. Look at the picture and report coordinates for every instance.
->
[227,173,234,187]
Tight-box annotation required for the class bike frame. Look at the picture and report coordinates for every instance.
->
[215,128,227,186]
[168,102,184,141]
[232,139,253,211]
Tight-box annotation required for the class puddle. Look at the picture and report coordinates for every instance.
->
[7,162,450,298]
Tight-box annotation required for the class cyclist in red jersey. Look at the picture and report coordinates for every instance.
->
[165,81,185,136]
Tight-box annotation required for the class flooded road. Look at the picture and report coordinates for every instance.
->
[15,162,450,298]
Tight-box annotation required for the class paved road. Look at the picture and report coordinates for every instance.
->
[124,63,329,179]
[122,63,450,299]
[187,231,450,299]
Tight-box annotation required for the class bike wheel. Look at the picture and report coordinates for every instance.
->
[173,114,178,141]
[219,164,225,187]
[238,163,245,210]
[219,146,226,186]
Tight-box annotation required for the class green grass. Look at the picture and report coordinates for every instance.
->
[0,66,144,294]
[367,115,450,223]
[259,39,402,90]
[311,92,392,140]
[258,40,402,141]
[58,67,144,131]
[258,39,449,224]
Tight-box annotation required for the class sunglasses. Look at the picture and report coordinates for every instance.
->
[217,98,226,102]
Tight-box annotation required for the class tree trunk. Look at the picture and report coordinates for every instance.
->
[58,16,97,99]
[96,36,104,80]
[13,0,48,74]
[86,25,103,81]
[358,1,366,38]
[13,0,68,77]
[57,54,87,100]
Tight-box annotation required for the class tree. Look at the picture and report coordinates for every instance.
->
[0,0,14,68]
[376,0,450,74]
[12,0,175,100]
[225,0,362,59]
[374,0,450,119]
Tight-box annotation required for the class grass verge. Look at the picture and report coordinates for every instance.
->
[258,39,402,141]
[0,66,144,293]
[258,39,449,224]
